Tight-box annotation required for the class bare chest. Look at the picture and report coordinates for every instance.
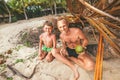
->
[63,34,79,42]
[42,36,53,43]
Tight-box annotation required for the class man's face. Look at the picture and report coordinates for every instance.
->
[57,20,69,33]
[43,25,53,34]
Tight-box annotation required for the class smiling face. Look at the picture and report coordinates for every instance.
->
[43,21,53,35]
[57,19,69,33]
[43,25,53,35]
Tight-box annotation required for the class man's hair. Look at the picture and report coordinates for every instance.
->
[56,16,68,23]
[43,21,53,28]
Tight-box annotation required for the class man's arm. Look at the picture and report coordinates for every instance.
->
[60,35,68,56]
[78,29,88,48]
[60,35,66,48]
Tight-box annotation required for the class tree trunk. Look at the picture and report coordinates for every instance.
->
[51,6,54,14]
[54,1,57,15]
[23,7,28,20]
[3,1,11,23]
[21,0,28,20]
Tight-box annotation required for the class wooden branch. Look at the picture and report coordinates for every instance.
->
[94,34,103,80]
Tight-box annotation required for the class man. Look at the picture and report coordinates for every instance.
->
[57,17,95,71]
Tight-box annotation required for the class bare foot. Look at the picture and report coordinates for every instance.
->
[73,64,79,80]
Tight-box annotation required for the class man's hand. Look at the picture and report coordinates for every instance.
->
[60,48,68,56]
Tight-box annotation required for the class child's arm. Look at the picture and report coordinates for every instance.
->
[39,35,43,54]
[52,34,57,49]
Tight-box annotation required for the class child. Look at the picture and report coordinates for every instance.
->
[39,21,56,62]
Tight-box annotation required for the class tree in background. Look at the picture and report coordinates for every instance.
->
[0,0,12,23]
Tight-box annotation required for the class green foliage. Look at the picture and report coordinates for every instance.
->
[7,77,13,80]
[14,45,23,51]
[1,0,67,22]
[0,64,7,72]
[23,41,31,47]
[15,59,24,63]
[11,16,17,22]
[0,0,11,15]
[21,32,32,47]
[21,32,27,40]
[0,3,8,14]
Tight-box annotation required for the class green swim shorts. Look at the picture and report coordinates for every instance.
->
[42,45,52,52]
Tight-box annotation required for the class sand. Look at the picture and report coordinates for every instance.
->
[0,15,120,80]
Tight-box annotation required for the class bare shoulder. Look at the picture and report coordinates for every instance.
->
[60,33,64,39]
[70,27,82,33]
[51,34,56,38]
[39,33,44,39]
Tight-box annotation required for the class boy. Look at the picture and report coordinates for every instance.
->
[39,21,56,62]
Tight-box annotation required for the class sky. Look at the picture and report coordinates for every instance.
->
[5,0,8,2]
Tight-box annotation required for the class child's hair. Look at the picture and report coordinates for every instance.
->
[43,21,53,28]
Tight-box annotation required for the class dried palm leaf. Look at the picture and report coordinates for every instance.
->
[91,0,119,17]
[86,17,120,55]
[95,19,116,39]
[94,0,107,9]
[78,0,120,22]
[106,6,120,14]
[90,26,99,42]
[99,18,120,30]
[66,0,73,13]
[66,0,85,15]
[103,0,118,11]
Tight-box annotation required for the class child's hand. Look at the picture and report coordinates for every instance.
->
[39,51,46,60]
[38,51,42,56]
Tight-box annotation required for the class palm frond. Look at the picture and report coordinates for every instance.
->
[103,0,118,11]
[86,17,120,55]
[99,18,120,30]
[96,19,116,39]
[78,0,120,22]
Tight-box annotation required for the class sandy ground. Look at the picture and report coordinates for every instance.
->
[0,15,120,80]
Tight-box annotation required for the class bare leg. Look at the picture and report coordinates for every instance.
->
[70,52,95,71]
[69,56,85,69]
[39,52,47,60]
[51,49,79,80]
[78,53,95,71]
[45,52,55,62]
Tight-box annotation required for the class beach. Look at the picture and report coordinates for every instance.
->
[0,15,120,80]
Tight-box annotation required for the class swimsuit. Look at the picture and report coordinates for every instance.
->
[42,45,52,52]
[66,47,79,58]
